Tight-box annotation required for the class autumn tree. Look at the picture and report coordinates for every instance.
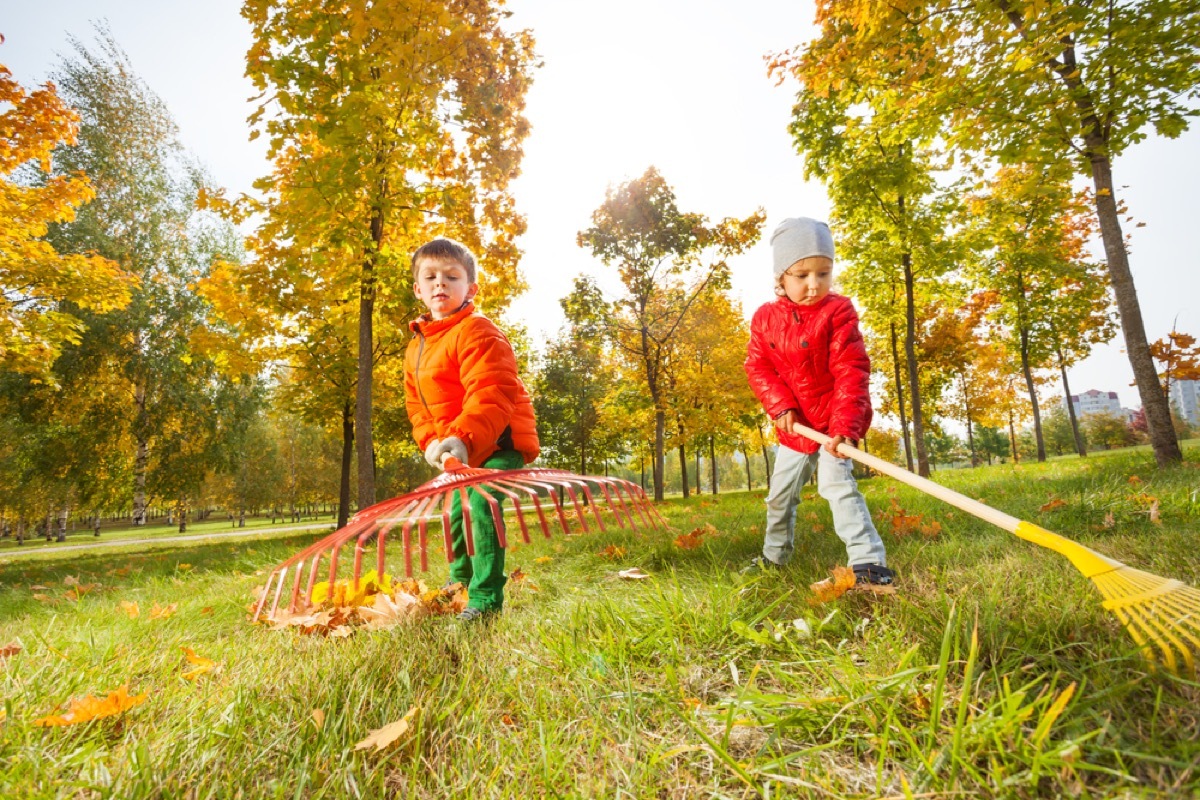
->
[231,0,537,511]
[798,0,1199,466]
[0,61,131,378]
[1149,329,1200,420]
[578,167,763,501]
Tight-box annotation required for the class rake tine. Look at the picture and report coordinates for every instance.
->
[494,479,554,539]
[288,562,305,614]
[270,568,287,620]
[459,487,477,556]
[401,495,436,578]
[559,480,591,534]
[593,480,628,529]
[484,480,532,543]
[476,480,508,548]
[253,571,276,622]
[418,512,430,572]
[304,555,323,610]
[612,480,651,529]
[440,490,454,563]
[376,518,399,584]
[578,483,608,532]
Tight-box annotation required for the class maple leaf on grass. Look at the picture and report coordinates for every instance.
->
[1039,498,1067,512]
[150,603,177,620]
[808,567,857,606]
[119,601,139,619]
[180,646,217,681]
[355,706,420,753]
[0,642,21,659]
[596,545,626,560]
[33,685,147,727]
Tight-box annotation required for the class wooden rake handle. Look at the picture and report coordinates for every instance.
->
[791,423,1122,578]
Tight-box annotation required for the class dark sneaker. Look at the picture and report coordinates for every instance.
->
[852,564,895,586]
[456,606,496,624]
[741,555,783,575]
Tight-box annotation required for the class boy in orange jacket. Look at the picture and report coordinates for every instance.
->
[404,238,540,622]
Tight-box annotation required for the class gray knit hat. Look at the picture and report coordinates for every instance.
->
[771,217,835,277]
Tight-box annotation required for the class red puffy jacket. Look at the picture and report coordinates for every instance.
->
[744,293,873,455]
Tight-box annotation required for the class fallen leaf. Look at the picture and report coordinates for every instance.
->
[180,646,217,681]
[1103,512,1116,529]
[1128,475,1142,485]
[1149,499,1161,524]
[534,556,553,564]
[354,705,419,752]
[150,603,178,620]
[63,575,80,587]
[32,594,53,603]
[509,568,526,582]
[358,592,428,631]
[674,528,705,550]
[200,607,214,616]
[177,563,193,571]
[29,584,49,591]
[0,642,21,658]
[500,713,517,727]
[596,545,626,560]
[33,685,147,727]
[1039,498,1067,512]
[808,566,857,606]
[618,568,652,580]
[119,601,140,619]
[312,708,326,729]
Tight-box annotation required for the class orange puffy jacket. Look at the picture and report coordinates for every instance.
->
[404,303,540,467]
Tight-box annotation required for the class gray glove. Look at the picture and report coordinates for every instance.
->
[434,436,468,468]
[424,438,443,469]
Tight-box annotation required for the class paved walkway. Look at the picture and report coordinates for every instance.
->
[0,521,334,561]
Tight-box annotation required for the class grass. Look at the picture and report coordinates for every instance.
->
[2,444,1199,798]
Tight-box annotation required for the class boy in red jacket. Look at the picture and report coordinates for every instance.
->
[743,218,893,586]
[404,238,540,622]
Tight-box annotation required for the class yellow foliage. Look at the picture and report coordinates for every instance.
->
[33,685,147,727]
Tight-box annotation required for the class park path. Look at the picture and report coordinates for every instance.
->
[0,521,334,562]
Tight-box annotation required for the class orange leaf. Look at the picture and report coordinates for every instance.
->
[33,685,147,727]
[0,642,21,658]
[180,646,216,681]
[509,567,526,582]
[150,603,178,620]
[500,713,517,727]
[119,601,139,619]
[1039,498,1067,512]
[808,566,857,606]
[200,607,214,616]
[312,708,326,729]
[596,545,626,560]
[1127,475,1142,485]
[674,528,705,550]
[534,556,553,564]
[354,705,419,752]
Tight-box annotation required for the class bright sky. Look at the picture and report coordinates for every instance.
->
[4,0,1197,414]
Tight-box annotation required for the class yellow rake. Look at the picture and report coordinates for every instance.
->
[795,422,1200,675]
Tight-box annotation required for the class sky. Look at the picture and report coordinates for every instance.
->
[3,0,1197,415]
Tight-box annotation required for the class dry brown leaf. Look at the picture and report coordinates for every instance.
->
[1149,499,1161,524]
[63,575,79,587]
[354,705,419,753]
[1128,475,1143,485]
[1039,498,1067,512]
[500,713,517,727]
[33,685,147,727]
[119,601,139,619]
[29,584,49,591]
[311,709,326,729]
[200,607,214,616]
[808,566,857,606]
[617,568,652,580]
[0,642,21,659]
[1103,512,1116,529]
[150,603,178,620]
[674,528,705,550]
[32,594,53,604]
[509,567,527,582]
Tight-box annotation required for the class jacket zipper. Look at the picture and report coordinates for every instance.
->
[415,328,432,416]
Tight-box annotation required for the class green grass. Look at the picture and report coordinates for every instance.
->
[2,444,1199,798]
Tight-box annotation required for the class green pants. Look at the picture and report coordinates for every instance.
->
[449,449,524,612]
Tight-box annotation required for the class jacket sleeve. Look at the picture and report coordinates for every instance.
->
[404,341,438,451]
[825,298,873,440]
[744,305,799,419]
[446,318,520,466]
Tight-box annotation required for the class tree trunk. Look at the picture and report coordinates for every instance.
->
[339,399,354,529]
[890,317,914,473]
[694,447,701,494]
[740,439,753,491]
[653,410,665,501]
[177,495,187,534]
[902,249,930,476]
[16,518,24,546]
[710,435,718,495]
[678,441,690,499]
[57,504,68,542]
[1056,347,1087,457]
[1008,411,1020,464]
[1018,325,1046,462]
[1087,152,1181,466]
[962,374,977,467]
[356,205,383,510]
[132,381,149,526]
[758,422,773,491]
[93,514,101,537]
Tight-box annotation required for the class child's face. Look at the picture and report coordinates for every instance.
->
[414,256,478,319]
[779,256,833,306]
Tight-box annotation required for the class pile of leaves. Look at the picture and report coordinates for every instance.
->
[256,570,468,637]
[883,497,942,539]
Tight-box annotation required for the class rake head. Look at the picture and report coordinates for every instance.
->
[253,459,664,622]
[1092,566,1200,676]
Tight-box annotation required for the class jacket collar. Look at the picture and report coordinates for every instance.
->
[776,293,835,315]
[409,302,476,335]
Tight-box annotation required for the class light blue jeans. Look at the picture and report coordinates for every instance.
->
[763,444,887,567]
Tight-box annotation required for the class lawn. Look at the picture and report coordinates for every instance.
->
[2,445,1198,798]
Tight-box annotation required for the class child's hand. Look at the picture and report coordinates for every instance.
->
[424,439,444,468]
[435,437,468,469]
[774,409,798,433]
[824,436,855,457]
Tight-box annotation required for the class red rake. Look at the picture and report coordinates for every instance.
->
[254,458,665,621]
